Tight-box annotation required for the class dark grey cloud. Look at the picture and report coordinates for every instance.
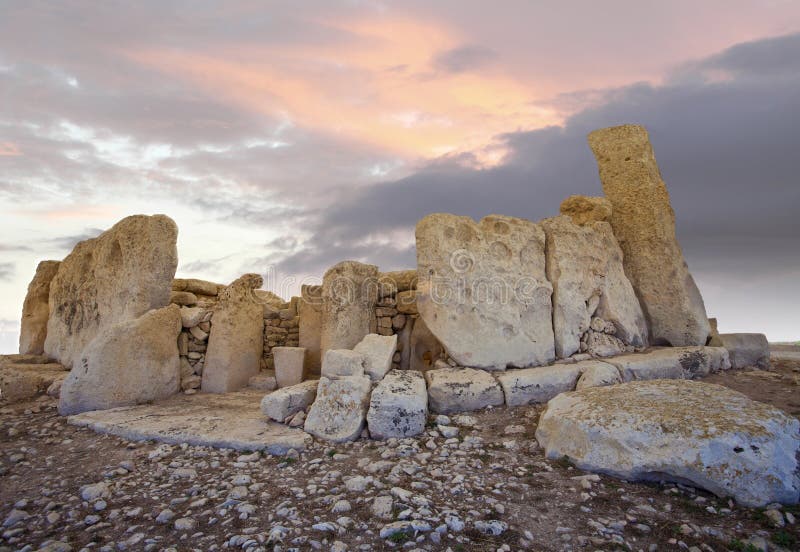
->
[45,228,105,252]
[433,45,497,73]
[275,32,800,290]
[0,262,14,281]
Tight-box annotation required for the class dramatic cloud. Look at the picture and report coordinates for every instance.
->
[1,2,798,350]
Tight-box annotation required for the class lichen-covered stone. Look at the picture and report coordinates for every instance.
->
[367,370,427,439]
[536,380,800,507]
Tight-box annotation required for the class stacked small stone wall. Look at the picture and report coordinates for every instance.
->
[262,299,300,370]
[171,279,223,393]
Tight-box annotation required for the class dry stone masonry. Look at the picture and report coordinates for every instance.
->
[10,124,794,510]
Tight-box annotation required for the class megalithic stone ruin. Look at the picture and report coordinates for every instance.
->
[588,124,711,346]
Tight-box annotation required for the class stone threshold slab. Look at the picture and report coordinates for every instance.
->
[67,388,311,454]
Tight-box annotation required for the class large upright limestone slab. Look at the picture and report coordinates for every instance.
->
[58,305,181,415]
[44,215,178,368]
[19,260,60,355]
[299,284,323,375]
[416,213,554,369]
[320,261,379,356]
[588,125,710,346]
[541,215,647,358]
[536,380,800,507]
[202,274,265,393]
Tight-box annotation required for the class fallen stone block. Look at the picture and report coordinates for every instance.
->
[248,372,277,392]
[425,367,504,414]
[304,375,372,442]
[260,380,318,422]
[535,380,800,507]
[607,346,730,382]
[353,333,398,382]
[367,370,427,439]
[719,333,770,369]
[321,349,366,378]
[496,364,582,406]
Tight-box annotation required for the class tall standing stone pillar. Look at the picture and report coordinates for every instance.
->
[588,125,710,346]
[319,261,379,357]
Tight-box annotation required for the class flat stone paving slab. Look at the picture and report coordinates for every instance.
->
[67,389,311,454]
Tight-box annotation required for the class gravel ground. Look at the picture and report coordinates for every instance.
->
[1,359,799,552]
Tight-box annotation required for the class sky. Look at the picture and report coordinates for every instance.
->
[1,0,799,353]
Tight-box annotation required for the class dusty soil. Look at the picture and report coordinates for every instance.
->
[1,352,798,552]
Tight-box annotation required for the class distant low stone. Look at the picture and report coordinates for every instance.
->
[496,364,582,406]
[425,366,504,414]
[718,333,770,369]
[536,380,800,507]
[367,370,427,439]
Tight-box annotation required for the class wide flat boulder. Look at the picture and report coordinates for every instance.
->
[367,370,428,439]
[425,366,504,414]
[58,305,182,415]
[536,380,800,507]
[0,355,66,404]
[44,214,178,368]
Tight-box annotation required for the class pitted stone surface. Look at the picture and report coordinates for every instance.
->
[416,213,554,369]
[607,346,730,382]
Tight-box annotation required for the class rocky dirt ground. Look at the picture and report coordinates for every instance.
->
[1,350,798,552]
